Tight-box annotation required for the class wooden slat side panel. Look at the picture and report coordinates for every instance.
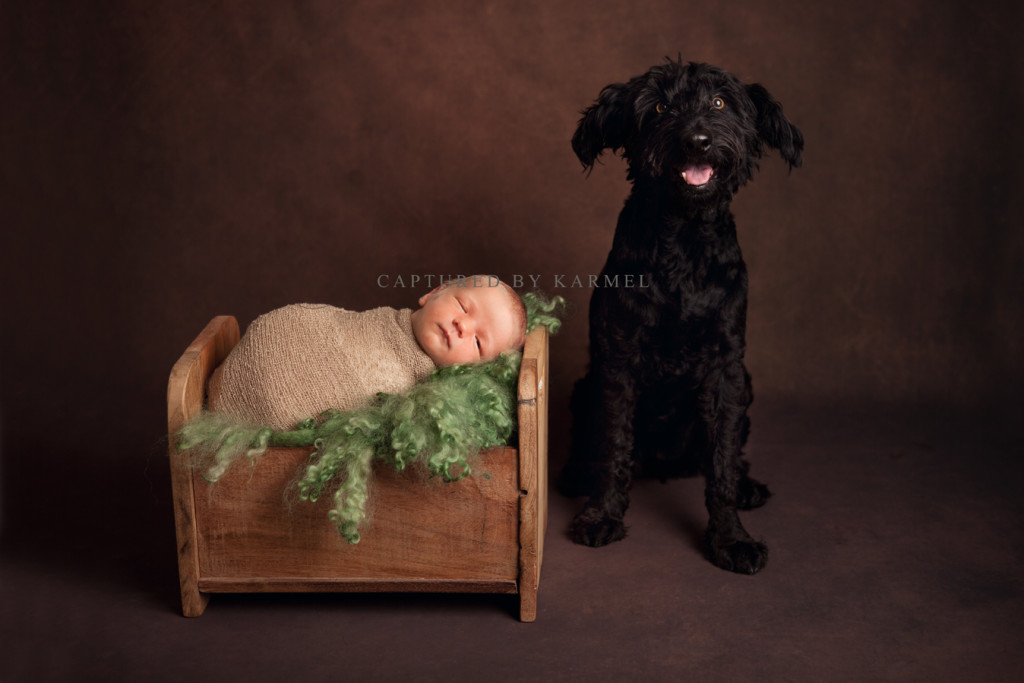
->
[194,446,521,581]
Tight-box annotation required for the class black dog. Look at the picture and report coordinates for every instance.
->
[559,59,802,574]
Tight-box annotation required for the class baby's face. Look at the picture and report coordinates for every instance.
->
[411,279,521,366]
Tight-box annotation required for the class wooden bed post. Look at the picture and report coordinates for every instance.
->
[517,326,549,622]
[167,316,239,617]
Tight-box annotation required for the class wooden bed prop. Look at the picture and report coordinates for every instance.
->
[168,316,549,621]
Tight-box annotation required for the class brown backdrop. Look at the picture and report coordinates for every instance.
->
[1,0,1022,678]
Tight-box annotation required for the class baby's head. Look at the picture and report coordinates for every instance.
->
[411,275,527,367]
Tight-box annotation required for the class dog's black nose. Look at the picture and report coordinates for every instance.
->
[688,134,712,153]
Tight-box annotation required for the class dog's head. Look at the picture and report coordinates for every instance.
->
[572,59,803,201]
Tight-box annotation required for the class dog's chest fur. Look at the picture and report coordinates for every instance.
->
[597,188,747,380]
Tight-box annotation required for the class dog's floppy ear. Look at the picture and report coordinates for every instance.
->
[747,83,804,170]
[571,83,634,171]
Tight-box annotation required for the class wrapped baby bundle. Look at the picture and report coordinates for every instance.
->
[208,304,435,430]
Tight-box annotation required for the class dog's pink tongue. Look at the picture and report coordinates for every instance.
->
[682,164,713,186]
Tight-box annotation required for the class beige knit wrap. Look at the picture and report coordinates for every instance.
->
[207,304,437,430]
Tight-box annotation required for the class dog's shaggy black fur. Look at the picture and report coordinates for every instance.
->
[559,59,802,574]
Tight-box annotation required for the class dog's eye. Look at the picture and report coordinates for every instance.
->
[655,102,667,114]
[712,97,725,110]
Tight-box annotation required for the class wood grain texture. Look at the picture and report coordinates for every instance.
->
[168,319,548,621]
[193,446,520,581]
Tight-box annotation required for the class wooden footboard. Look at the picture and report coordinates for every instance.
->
[168,316,548,621]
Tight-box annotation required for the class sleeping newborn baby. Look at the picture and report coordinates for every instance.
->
[208,275,526,429]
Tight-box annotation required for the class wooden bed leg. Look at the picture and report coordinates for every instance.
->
[519,584,538,623]
[178,553,211,617]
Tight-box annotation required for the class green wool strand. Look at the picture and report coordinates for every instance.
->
[329,448,373,543]
[176,413,273,482]
[523,292,565,335]
[176,291,564,543]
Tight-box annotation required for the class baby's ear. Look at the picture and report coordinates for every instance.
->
[418,285,444,307]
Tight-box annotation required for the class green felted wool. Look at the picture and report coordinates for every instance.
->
[523,291,564,335]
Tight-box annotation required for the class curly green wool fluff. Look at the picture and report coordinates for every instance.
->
[523,291,564,335]
[177,292,564,544]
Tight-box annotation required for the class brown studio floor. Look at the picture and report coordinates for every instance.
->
[1,396,1021,682]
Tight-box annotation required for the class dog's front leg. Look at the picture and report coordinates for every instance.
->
[700,361,768,574]
[569,365,636,547]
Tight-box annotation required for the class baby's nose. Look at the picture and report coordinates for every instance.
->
[454,316,474,337]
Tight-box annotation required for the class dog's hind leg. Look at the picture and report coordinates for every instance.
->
[700,362,769,574]
[568,367,636,547]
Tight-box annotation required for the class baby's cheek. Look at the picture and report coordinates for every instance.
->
[454,348,479,365]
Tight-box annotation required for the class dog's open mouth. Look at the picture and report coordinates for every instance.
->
[678,163,715,188]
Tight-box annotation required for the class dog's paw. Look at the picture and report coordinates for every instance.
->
[569,507,628,547]
[705,535,768,574]
[737,476,772,510]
